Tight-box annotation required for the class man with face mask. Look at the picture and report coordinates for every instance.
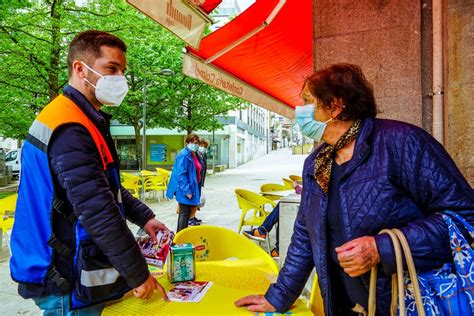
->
[10,30,169,315]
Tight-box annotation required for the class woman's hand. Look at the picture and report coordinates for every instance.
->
[336,236,380,277]
[234,295,276,312]
[186,193,192,199]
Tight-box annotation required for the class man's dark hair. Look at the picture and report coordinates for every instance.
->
[304,63,377,120]
[67,30,127,78]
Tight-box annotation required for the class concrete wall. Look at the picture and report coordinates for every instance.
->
[313,0,473,185]
[446,0,474,185]
[313,0,423,127]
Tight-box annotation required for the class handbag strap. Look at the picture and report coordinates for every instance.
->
[392,229,425,316]
[368,229,426,316]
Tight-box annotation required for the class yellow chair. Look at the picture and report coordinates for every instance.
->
[281,178,294,189]
[235,189,275,235]
[155,168,171,185]
[0,193,17,215]
[140,170,155,177]
[121,173,140,199]
[260,183,289,201]
[309,274,324,315]
[289,174,303,182]
[0,193,17,255]
[1,212,14,256]
[143,173,169,202]
[173,225,278,273]
[121,172,141,183]
[155,167,170,174]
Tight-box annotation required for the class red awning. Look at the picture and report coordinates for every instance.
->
[200,0,222,14]
[184,0,313,118]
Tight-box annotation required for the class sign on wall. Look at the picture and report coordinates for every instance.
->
[150,144,167,162]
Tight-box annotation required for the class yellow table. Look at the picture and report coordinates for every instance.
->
[260,190,297,198]
[104,262,312,315]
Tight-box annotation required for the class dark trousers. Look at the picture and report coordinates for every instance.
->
[259,202,280,250]
[177,203,193,232]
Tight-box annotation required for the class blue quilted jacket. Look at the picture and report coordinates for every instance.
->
[265,118,474,315]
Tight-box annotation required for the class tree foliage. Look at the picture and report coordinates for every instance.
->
[0,0,246,164]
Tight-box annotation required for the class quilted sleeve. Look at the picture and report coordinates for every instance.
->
[120,186,155,228]
[376,128,474,275]
[264,158,315,312]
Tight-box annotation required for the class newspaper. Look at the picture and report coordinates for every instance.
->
[167,281,213,303]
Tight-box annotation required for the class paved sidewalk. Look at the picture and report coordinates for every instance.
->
[0,148,307,315]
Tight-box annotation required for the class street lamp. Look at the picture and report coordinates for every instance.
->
[142,68,175,171]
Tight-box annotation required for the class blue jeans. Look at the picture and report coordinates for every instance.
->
[33,294,104,316]
[258,203,280,250]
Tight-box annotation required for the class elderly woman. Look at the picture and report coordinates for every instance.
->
[166,133,202,232]
[188,138,210,226]
[235,63,474,315]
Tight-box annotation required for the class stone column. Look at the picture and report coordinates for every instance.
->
[446,1,474,185]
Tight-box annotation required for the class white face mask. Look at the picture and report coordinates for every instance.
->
[81,62,129,107]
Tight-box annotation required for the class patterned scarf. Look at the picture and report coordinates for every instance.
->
[314,119,362,194]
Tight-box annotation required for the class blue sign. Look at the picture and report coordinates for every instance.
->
[150,144,167,162]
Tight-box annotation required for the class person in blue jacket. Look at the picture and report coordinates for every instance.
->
[10,31,169,315]
[166,133,202,232]
[236,63,474,315]
[187,138,209,226]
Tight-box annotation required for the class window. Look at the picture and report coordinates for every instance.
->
[116,139,138,170]
[207,144,219,161]
[5,150,17,162]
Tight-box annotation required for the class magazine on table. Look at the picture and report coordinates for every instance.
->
[136,229,174,268]
[167,281,213,303]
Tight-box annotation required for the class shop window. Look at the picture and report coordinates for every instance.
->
[207,144,219,161]
[116,139,139,170]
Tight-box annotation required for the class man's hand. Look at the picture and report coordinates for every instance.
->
[235,295,276,312]
[133,274,169,301]
[186,193,192,199]
[143,219,169,244]
[336,236,380,277]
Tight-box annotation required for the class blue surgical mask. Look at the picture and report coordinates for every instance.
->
[187,143,199,152]
[295,104,332,142]
[198,146,207,154]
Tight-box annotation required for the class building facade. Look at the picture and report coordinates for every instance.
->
[110,103,271,170]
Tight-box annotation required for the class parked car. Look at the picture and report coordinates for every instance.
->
[5,149,21,177]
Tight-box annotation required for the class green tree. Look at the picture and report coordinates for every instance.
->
[0,0,246,167]
[0,0,120,139]
[149,77,246,135]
